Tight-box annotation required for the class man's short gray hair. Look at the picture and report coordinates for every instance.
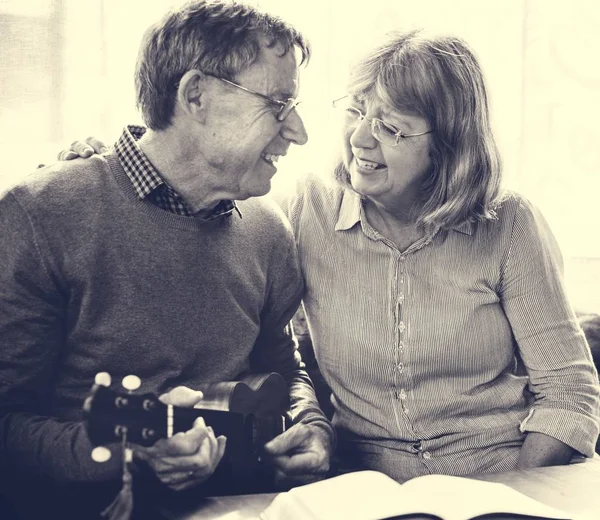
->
[135,0,310,130]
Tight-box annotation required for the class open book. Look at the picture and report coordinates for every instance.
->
[260,470,572,520]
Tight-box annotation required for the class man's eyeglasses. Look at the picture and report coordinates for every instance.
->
[332,96,433,147]
[206,73,301,122]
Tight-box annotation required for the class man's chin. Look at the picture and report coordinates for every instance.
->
[239,182,272,200]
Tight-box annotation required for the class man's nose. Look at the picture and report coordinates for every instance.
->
[282,108,308,146]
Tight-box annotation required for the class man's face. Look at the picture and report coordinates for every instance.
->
[199,42,308,199]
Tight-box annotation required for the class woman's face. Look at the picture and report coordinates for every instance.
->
[341,94,433,211]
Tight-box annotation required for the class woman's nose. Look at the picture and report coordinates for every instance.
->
[348,117,377,149]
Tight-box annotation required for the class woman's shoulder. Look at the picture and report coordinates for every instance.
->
[496,189,529,211]
[297,171,345,204]
[279,171,347,222]
[491,189,544,227]
[481,189,556,247]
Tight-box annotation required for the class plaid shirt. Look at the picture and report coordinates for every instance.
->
[114,125,240,219]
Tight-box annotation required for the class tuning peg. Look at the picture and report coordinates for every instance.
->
[122,375,141,392]
[91,446,112,463]
[94,372,112,387]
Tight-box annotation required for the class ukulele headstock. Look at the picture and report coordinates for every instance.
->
[83,372,168,450]
[83,371,290,485]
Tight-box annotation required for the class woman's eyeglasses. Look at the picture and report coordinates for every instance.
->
[332,96,433,147]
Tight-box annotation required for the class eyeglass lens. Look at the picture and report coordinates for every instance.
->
[277,99,299,122]
[344,106,397,145]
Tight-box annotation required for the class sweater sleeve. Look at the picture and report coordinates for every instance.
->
[249,219,335,447]
[500,196,600,457]
[0,191,121,486]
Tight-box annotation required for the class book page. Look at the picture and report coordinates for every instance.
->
[260,470,572,520]
[402,474,571,520]
[260,470,419,520]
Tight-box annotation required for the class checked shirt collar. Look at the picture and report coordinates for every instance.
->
[115,125,240,220]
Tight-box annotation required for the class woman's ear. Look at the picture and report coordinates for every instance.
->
[176,70,208,123]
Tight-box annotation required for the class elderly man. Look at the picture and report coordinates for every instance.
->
[0,2,333,519]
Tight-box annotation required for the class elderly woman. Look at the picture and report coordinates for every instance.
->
[59,29,599,483]
[288,29,599,481]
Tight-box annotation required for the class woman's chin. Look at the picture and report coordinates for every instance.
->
[350,168,384,198]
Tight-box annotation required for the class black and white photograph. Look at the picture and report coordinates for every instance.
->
[1,1,599,518]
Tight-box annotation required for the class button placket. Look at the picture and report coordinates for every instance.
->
[400,388,409,413]
[394,254,408,414]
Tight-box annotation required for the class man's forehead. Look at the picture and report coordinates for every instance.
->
[242,43,300,98]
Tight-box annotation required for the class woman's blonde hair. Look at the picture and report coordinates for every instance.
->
[335,29,502,231]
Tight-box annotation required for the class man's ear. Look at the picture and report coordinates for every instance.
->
[176,70,208,122]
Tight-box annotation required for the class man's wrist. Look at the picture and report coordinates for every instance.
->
[305,420,336,453]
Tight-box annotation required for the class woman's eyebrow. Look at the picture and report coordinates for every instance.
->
[349,94,365,105]
[380,108,419,130]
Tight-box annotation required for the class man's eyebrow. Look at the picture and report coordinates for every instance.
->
[272,90,296,100]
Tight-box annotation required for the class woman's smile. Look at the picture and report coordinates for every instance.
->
[354,156,387,173]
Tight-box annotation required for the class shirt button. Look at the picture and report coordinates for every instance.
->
[423,451,432,459]
[399,322,406,332]
[398,293,405,304]
[397,363,404,373]
[399,389,407,400]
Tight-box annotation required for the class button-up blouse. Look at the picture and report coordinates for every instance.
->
[283,174,599,480]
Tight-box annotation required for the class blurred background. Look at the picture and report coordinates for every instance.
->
[1,0,599,313]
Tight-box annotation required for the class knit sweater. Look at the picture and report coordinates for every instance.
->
[0,153,330,518]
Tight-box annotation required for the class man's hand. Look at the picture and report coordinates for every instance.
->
[263,423,332,489]
[58,137,108,160]
[134,386,227,492]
